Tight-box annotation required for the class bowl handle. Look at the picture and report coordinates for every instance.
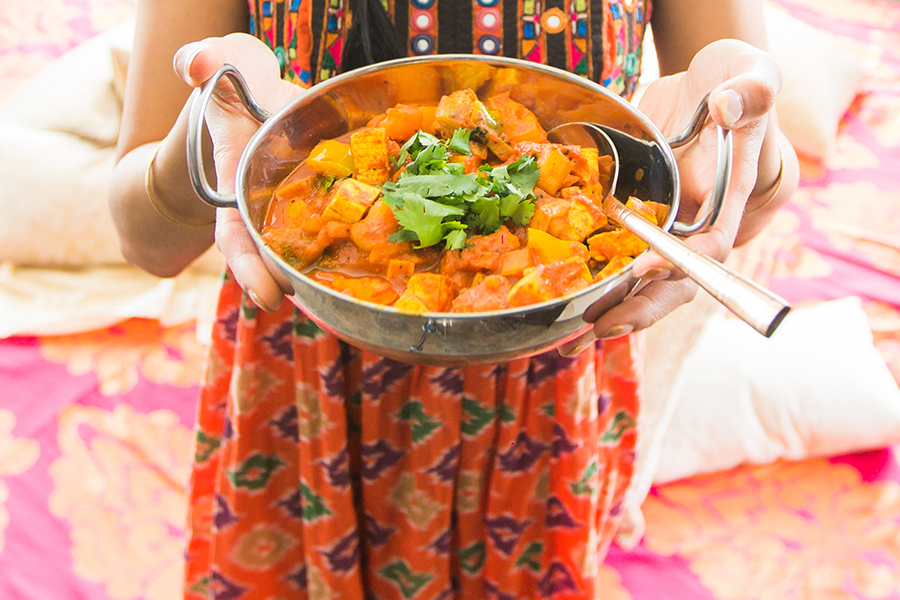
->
[667,95,734,236]
[187,64,273,209]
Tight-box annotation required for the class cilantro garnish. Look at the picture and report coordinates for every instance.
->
[383,129,539,250]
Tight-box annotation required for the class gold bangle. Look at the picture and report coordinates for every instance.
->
[145,143,216,227]
[744,136,786,215]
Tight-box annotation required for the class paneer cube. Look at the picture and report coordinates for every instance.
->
[530,197,603,242]
[435,89,480,131]
[322,178,381,223]
[350,127,392,185]
[394,273,456,313]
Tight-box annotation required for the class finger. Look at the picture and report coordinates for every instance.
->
[557,327,596,357]
[703,46,781,129]
[583,278,699,337]
[216,208,285,311]
[173,34,282,90]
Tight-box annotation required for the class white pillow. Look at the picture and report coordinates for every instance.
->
[654,296,900,484]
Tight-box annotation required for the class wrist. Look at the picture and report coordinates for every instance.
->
[145,139,217,227]
[744,130,797,215]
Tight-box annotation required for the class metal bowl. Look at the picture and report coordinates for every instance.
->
[187,55,726,366]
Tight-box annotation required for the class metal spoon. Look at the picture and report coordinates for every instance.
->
[548,121,791,338]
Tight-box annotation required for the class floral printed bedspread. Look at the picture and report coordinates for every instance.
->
[1,0,899,598]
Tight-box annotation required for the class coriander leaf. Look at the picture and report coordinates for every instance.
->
[390,193,465,248]
[391,172,480,199]
[507,155,540,194]
[499,194,535,226]
[444,228,468,251]
[395,131,441,166]
[388,229,420,244]
[467,197,500,233]
[449,129,473,155]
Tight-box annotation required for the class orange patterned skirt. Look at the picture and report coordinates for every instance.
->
[184,272,641,600]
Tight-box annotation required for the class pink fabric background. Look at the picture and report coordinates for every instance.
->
[1,0,899,598]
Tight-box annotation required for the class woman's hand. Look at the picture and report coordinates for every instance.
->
[174,33,304,311]
[560,39,792,355]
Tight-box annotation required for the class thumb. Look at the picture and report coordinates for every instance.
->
[691,39,781,129]
[172,33,283,94]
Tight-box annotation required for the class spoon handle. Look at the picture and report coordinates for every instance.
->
[605,199,791,337]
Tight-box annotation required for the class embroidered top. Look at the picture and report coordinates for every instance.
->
[249,0,649,97]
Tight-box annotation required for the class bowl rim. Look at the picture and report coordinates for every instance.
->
[233,54,679,320]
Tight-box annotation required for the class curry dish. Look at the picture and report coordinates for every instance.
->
[261,88,667,313]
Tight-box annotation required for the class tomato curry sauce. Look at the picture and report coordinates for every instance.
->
[261,88,667,313]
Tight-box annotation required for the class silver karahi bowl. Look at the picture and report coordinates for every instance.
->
[187,55,721,366]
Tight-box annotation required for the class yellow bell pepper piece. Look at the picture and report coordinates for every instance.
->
[306,140,354,178]
[527,228,589,265]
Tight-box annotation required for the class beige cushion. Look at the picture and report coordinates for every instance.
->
[765,4,865,160]
[0,19,223,273]
[637,4,865,161]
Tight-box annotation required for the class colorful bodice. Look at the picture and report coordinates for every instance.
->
[248,0,650,97]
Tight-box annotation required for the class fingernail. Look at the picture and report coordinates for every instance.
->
[640,268,670,282]
[179,42,205,72]
[559,332,596,357]
[248,289,270,311]
[599,324,634,339]
[715,89,743,128]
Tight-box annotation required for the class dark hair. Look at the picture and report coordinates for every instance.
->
[340,0,406,72]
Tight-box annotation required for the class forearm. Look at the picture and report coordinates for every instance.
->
[108,100,216,277]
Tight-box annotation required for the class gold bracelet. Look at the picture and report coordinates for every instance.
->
[145,143,216,227]
[744,136,786,215]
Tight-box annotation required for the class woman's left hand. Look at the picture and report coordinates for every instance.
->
[561,38,791,354]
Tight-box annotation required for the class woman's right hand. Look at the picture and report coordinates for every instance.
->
[173,33,305,311]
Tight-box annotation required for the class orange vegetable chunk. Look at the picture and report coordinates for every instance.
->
[537,146,573,196]
[440,226,520,275]
[531,195,604,242]
[486,92,547,144]
[625,196,658,224]
[499,248,535,277]
[507,257,592,307]
[451,275,512,312]
[587,229,648,261]
[596,255,633,281]
[312,271,398,305]
[387,259,416,279]
[418,105,438,134]
[435,89,480,131]
[368,104,424,142]
[262,228,330,270]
